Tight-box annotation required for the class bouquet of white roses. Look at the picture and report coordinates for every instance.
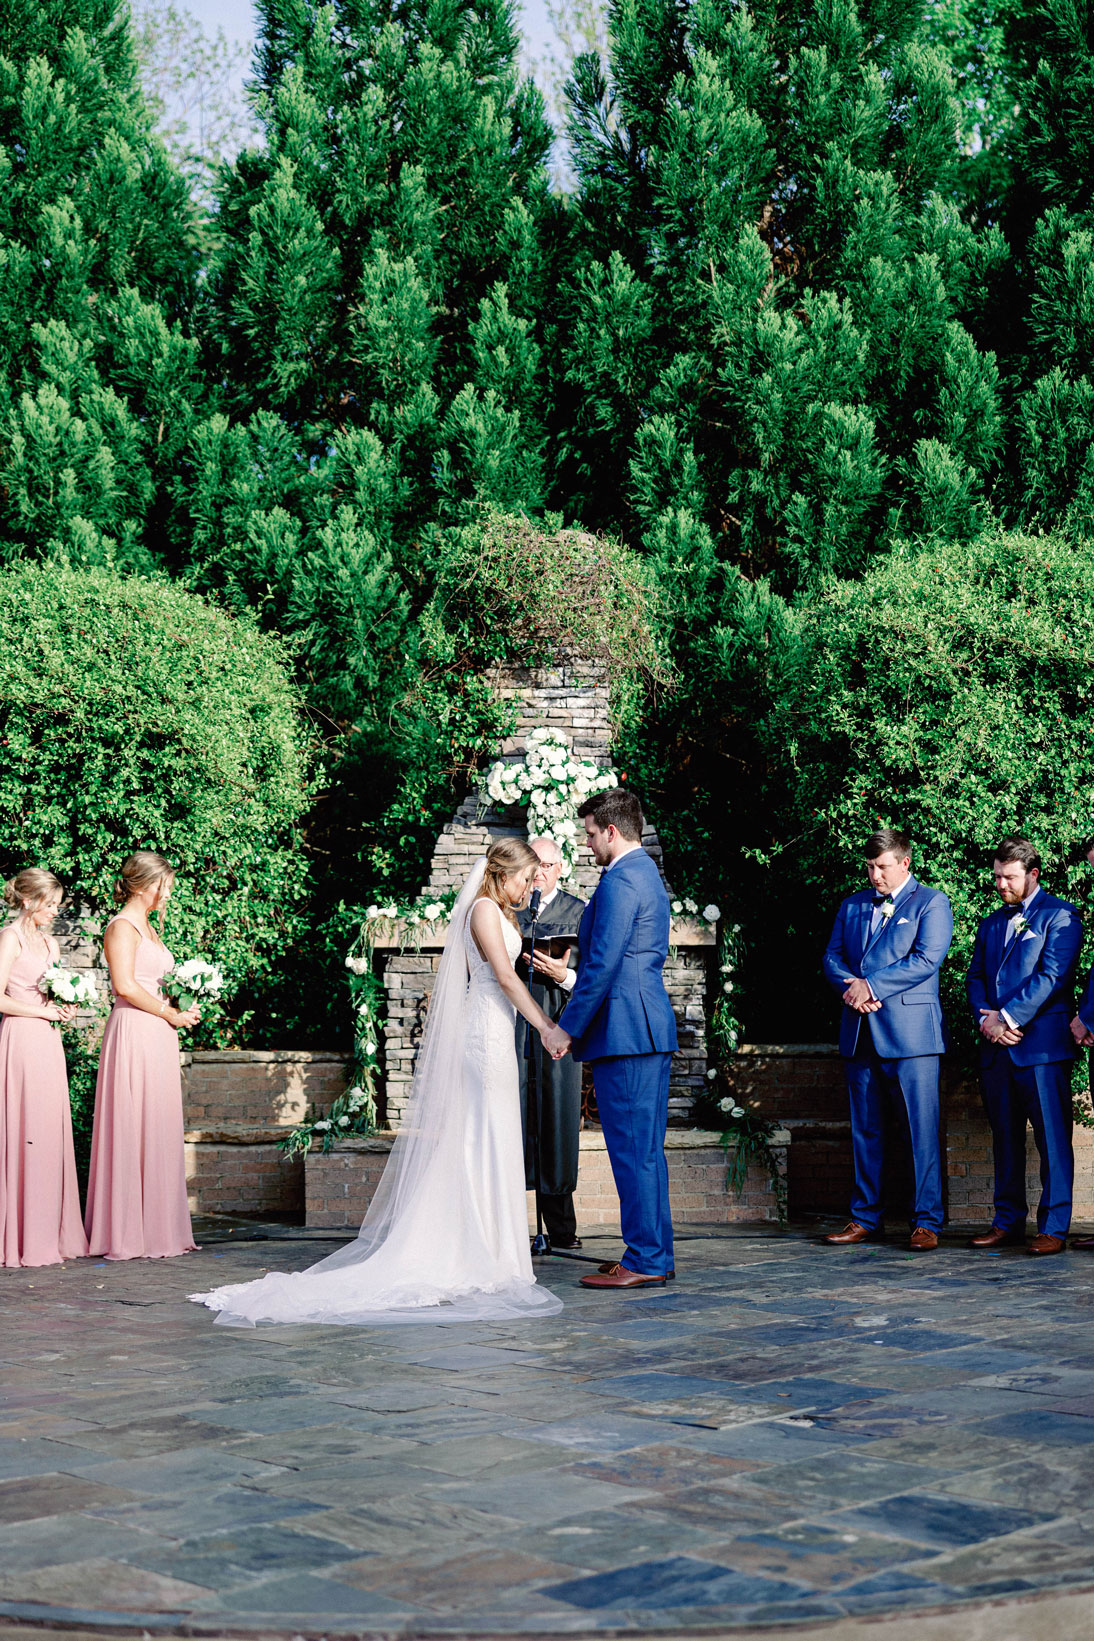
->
[39,963,98,1008]
[161,957,224,1011]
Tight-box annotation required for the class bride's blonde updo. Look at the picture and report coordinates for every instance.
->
[480,838,539,928]
[4,867,63,920]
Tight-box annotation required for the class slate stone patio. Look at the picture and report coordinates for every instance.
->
[2,1219,1094,1634]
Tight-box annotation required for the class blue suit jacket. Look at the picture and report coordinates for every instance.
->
[967,891,1083,1065]
[822,878,953,1059]
[558,848,678,1062]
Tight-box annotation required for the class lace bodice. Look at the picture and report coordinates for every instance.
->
[465,898,521,986]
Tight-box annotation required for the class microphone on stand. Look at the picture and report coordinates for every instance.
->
[528,886,542,921]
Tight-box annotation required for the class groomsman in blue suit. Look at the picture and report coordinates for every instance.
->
[554,788,678,1288]
[1070,835,1094,1252]
[822,828,954,1251]
[967,836,1083,1256]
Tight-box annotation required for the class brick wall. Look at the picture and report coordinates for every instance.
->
[305,1127,790,1231]
[730,1043,1094,1227]
[181,1050,347,1218]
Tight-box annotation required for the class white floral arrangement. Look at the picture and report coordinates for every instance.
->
[39,963,98,1008]
[481,727,616,873]
[670,896,720,924]
[161,957,225,1011]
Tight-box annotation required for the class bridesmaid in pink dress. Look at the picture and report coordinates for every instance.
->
[84,852,201,1260]
[0,868,89,1267]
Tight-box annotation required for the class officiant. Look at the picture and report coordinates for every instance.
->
[516,836,585,1249]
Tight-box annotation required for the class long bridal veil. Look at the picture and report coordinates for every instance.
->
[190,857,562,1327]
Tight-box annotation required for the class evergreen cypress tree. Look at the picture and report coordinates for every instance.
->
[0,0,202,566]
[179,0,553,890]
[557,0,1004,581]
[996,0,1094,532]
[551,0,1006,966]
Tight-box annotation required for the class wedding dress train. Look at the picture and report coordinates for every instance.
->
[190,861,562,1326]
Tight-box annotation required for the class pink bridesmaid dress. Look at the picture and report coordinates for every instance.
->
[84,915,196,1260]
[0,927,88,1267]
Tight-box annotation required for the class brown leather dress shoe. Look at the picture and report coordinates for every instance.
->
[824,1221,881,1245]
[599,1262,675,1279]
[968,1225,1026,1248]
[1071,1235,1094,1250]
[909,1227,939,1251]
[580,1263,668,1288]
[1029,1233,1066,1256]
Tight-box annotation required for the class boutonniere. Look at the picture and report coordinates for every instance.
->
[879,900,895,920]
[1012,914,1029,935]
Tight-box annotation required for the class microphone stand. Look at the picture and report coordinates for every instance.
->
[524,890,548,1255]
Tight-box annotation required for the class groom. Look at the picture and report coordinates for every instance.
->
[553,789,678,1288]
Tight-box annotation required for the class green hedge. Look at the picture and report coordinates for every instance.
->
[764,530,1094,1055]
[0,563,314,1043]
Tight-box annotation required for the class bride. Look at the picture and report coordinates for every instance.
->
[191,840,568,1326]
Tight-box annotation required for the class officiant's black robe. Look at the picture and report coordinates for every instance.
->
[516,888,584,1242]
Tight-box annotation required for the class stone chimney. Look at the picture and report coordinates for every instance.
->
[373,655,713,1127]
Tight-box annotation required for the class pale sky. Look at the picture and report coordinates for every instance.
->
[183,0,556,73]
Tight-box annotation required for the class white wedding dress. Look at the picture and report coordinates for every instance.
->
[190,861,562,1327]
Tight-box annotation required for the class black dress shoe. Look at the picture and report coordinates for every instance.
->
[551,1237,583,1250]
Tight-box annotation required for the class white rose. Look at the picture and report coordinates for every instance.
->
[313,1120,331,1132]
[706,1067,717,1080]
[381,904,399,918]
[703,904,720,922]
[346,1086,364,1100]
[364,1039,377,1055]
[733,923,742,933]
[719,1097,734,1113]
[731,1105,745,1117]
[337,1114,350,1127]
[671,900,683,914]
[684,898,698,914]
[723,981,733,994]
[365,905,379,919]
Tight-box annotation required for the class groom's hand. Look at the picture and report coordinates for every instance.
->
[540,1023,570,1060]
[842,978,878,1012]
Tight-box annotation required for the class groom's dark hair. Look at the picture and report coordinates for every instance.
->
[579,788,644,842]
[865,828,911,860]
[994,836,1041,873]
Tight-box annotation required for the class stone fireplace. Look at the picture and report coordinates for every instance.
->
[371,654,715,1127]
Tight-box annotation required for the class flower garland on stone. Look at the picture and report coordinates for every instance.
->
[279,892,460,1159]
[482,728,616,874]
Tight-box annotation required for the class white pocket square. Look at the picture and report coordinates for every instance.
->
[897,917,910,925]
[1021,929,1038,941]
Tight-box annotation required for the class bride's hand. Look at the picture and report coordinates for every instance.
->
[540,1023,570,1060]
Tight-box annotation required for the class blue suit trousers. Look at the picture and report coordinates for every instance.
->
[593,1053,674,1276]
[844,1040,943,1231]
[979,1053,1074,1237]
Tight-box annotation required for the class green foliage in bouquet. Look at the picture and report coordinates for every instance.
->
[0,562,314,1046]
[762,529,1094,1059]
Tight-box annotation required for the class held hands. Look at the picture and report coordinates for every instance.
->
[539,1023,571,1061]
[842,977,881,1014]
[43,1001,77,1024]
[1071,1013,1094,1049]
[979,1008,1023,1046]
[173,1005,201,1030]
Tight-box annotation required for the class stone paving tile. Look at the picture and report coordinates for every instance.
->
[824,1490,1049,1548]
[4,1224,1094,1633]
[0,1474,138,1524]
[0,1558,213,1613]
